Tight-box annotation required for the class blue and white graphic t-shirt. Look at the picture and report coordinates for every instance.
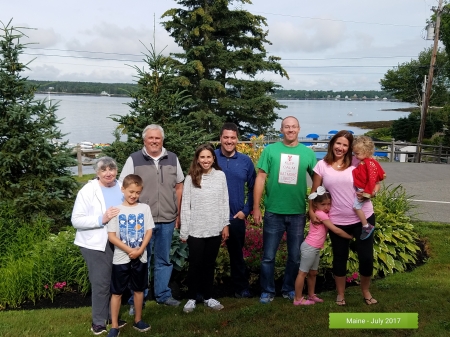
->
[107,203,154,264]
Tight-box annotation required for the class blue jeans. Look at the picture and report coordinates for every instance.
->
[260,211,305,295]
[128,221,175,304]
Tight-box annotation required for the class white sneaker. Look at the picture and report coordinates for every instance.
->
[204,298,224,311]
[183,299,196,313]
[129,305,135,316]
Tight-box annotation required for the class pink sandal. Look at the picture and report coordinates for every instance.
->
[307,294,324,303]
[293,297,315,306]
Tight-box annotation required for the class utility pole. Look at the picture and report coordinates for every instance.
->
[417,0,444,162]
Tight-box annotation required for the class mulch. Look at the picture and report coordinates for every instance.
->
[6,239,428,311]
[5,271,341,311]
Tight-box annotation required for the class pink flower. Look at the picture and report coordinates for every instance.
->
[44,284,48,289]
[352,272,359,279]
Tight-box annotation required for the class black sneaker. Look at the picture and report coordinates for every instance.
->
[133,320,151,332]
[106,319,127,329]
[360,224,375,240]
[91,324,107,335]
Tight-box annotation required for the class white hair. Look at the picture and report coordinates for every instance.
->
[142,124,165,140]
[94,156,118,173]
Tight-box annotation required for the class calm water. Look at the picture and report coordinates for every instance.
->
[36,94,414,144]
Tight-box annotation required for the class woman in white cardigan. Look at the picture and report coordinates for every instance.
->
[180,143,230,313]
[71,157,123,335]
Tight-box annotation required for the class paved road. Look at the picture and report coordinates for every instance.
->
[380,162,450,223]
[307,162,450,223]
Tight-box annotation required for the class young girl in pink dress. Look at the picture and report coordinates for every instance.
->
[293,187,353,305]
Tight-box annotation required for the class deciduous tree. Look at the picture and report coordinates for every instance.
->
[380,48,449,106]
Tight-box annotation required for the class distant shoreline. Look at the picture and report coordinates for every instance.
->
[36,91,129,98]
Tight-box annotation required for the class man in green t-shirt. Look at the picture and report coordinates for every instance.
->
[253,116,316,304]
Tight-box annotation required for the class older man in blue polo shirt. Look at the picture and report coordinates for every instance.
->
[215,123,256,298]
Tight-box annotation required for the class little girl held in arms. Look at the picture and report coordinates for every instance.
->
[352,136,386,240]
[293,187,353,305]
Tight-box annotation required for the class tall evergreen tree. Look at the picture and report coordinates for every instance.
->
[0,21,77,221]
[162,0,289,135]
[104,44,209,171]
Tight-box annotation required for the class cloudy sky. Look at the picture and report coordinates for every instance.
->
[1,0,437,90]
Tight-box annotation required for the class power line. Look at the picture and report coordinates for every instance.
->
[27,47,419,62]
[28,60,131,69]
[253,11,424,28]
[283,65,400,68]
[28,47,143,57]
[23,52,144,63]
[23,52,417,67]
[282,56,417,61]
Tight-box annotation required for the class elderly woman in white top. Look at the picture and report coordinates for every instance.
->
[71,157,123,335]
[180,143,230,313]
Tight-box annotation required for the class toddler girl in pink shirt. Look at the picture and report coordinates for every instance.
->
[293,187,353,305]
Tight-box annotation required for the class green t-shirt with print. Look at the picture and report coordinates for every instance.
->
[257,142,316,214]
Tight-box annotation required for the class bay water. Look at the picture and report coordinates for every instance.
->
[36,94,414,144]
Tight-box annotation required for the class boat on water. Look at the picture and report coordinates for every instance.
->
[100,91,110,97]
[80,141,94,149]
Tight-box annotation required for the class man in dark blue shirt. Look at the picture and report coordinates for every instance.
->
[215,123,256,298]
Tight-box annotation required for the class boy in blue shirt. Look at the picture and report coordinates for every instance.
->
[107,174,154,336]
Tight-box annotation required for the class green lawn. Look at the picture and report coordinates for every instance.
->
[0,222,449,337]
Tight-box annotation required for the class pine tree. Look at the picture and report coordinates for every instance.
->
[162,0,289,136]
[0,20,77,222]
[104,44,210,171]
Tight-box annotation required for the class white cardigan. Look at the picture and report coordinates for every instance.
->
[71,179,122,251]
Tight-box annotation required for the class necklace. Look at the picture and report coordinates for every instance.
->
[336,162,343,168]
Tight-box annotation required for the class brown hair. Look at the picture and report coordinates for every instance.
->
[353,136,375,157]
[188,143,222,188]
[122,174,143,188]
[323,130,354,169]
[311,192,332,211]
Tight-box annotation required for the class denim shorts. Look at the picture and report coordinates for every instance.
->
[299,241,321,273]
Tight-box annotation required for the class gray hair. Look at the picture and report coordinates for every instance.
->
[94,156,118,173]
[142,124,165,140]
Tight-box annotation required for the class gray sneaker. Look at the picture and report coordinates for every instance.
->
[158,297,181,307]
[128,305,135,316]
[183,299,196,313]
[204,298,224,311]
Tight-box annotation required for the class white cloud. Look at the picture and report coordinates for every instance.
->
[25,64,62,80]
[66,23,180,57]
[16,26,62,48]
[268,18,346,53]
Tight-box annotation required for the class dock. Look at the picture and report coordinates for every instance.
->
[73,146,103,177]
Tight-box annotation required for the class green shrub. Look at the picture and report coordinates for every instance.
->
[0,202,52,265]
[0,227,88,309]
[170,229,189,272]
[318,184,421,279]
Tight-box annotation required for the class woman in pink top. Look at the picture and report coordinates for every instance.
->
[309,130,378,306]
[293,187,353,306]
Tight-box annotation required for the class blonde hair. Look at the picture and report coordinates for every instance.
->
[353,136,375,157]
